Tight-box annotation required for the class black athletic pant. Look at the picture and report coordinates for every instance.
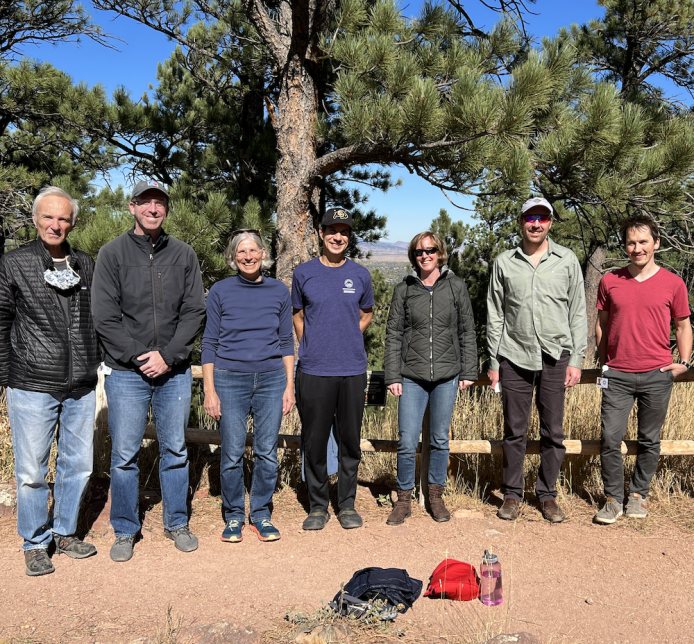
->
[295,370,367,513]
[499,350,570,502]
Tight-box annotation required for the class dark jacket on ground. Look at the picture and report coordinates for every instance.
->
[384,266,477,385]
[0,240,101,393]
[91,229,206,372]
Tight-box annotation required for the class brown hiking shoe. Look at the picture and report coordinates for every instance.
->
[540,499,565,523]
[497,498,520,521]
[428,484,451,522]
[386,489,412,526]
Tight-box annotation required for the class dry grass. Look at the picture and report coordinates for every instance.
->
[1,380,693,529]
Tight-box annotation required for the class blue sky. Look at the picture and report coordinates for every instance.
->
[21,0,610,242]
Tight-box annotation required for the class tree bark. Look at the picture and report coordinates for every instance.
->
[270,2,323,287]
[584,243,607,363]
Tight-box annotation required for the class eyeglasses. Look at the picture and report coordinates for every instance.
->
[414,247,438,257]
[522,214,551,224]
[236,248,262,257]
[231,229,261,238]
[132,198,167,209]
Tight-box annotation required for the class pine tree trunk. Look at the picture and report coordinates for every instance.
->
[273,55,322,287]
[584,243,607,363]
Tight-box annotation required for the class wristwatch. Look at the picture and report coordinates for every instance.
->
[680,360,691,370]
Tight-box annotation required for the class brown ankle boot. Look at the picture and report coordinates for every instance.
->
[386,489,412,526]
[428,484,451,522]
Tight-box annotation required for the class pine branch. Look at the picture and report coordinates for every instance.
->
[241,0,288,65]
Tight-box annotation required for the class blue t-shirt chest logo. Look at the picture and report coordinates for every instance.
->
[343,279,355,294]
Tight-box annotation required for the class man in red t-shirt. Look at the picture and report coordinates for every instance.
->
[594,215,692,524]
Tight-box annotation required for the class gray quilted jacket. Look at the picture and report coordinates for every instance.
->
[384,266,477,384]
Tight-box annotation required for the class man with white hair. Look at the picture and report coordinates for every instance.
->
[487,197,587,523]
[0,186,102,576]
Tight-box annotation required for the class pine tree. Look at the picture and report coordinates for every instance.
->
[0,2,115,251]
[90,0,570,285]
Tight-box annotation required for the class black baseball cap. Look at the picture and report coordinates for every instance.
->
[131,180,169,201]
[321,207,353,229]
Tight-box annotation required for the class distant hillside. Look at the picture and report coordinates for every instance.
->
[359,240,409,262]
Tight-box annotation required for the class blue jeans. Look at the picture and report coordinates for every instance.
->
[214,368,285,524]
[105,367,192,537]
[396,376,459,490]
[7,387,95,551]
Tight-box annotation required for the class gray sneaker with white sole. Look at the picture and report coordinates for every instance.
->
[625,493,648,518]
[595,498,623,524]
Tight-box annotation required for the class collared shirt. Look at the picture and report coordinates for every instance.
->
[487,238,587,371]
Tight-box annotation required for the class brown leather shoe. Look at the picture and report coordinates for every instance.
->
[540,499,565,523]
[428,484,451,522]
[497,498,520,521]
[386,489,412,526]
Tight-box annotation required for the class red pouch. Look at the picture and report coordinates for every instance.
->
[424,558,480,601]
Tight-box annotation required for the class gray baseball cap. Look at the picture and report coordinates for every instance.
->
[521,196,553,216]
[131,180,169,201]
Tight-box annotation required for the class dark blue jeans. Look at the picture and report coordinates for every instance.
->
[105,367,192,537]
[396,376,459,490]
[214,367,285,524]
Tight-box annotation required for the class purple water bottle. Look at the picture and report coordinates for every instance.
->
[480,550,503,606]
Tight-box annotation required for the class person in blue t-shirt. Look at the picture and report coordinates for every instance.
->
[292,208,374,531]
[201,230,296,544]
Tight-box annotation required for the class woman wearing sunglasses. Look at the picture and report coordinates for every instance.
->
[384,231,478,525]
[201,230,295,543]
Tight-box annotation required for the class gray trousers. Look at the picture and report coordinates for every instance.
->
[600,367,674,503]
[499,351,570,502]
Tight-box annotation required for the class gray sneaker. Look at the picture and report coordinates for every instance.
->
[164,525,198,552]
[25,549,55,576]
[110,536,135,562]
[625,493,648,518]
[595,498,623,524]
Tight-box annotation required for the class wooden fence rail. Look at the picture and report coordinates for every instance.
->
[139,425,694,457]
[96,365,694,456]
[96,366,694,508]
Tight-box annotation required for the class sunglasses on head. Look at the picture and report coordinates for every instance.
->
[522,213,551,224]
[231,228,261,238]
[414,247,438,257]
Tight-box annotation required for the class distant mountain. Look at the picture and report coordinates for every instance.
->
[359,240,409,261]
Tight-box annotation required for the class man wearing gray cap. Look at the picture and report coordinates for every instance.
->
[487,197,587,523]
[92,180,206,562]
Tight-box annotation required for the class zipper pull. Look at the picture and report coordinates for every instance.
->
[150,253,153,261]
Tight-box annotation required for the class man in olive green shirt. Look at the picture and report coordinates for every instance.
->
[487,197,586,523]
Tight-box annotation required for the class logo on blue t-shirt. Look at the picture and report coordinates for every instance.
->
[343,279,355,294]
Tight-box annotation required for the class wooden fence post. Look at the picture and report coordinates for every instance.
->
[418,402,430,508]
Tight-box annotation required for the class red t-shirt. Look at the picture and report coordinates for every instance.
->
[597,267,691,372]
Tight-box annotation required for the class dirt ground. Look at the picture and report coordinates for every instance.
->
[0,483,692,644]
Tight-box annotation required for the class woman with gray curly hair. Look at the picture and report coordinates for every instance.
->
[201,229,295,543]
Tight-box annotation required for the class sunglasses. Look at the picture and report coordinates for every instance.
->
[522,214,551,224]
[231,228,261,238]
[414,247,438,257]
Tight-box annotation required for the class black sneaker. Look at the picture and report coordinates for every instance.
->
[25,549,55,577]
[302,511,330,531]
[54,535,97,559]
[337,509,363,529]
